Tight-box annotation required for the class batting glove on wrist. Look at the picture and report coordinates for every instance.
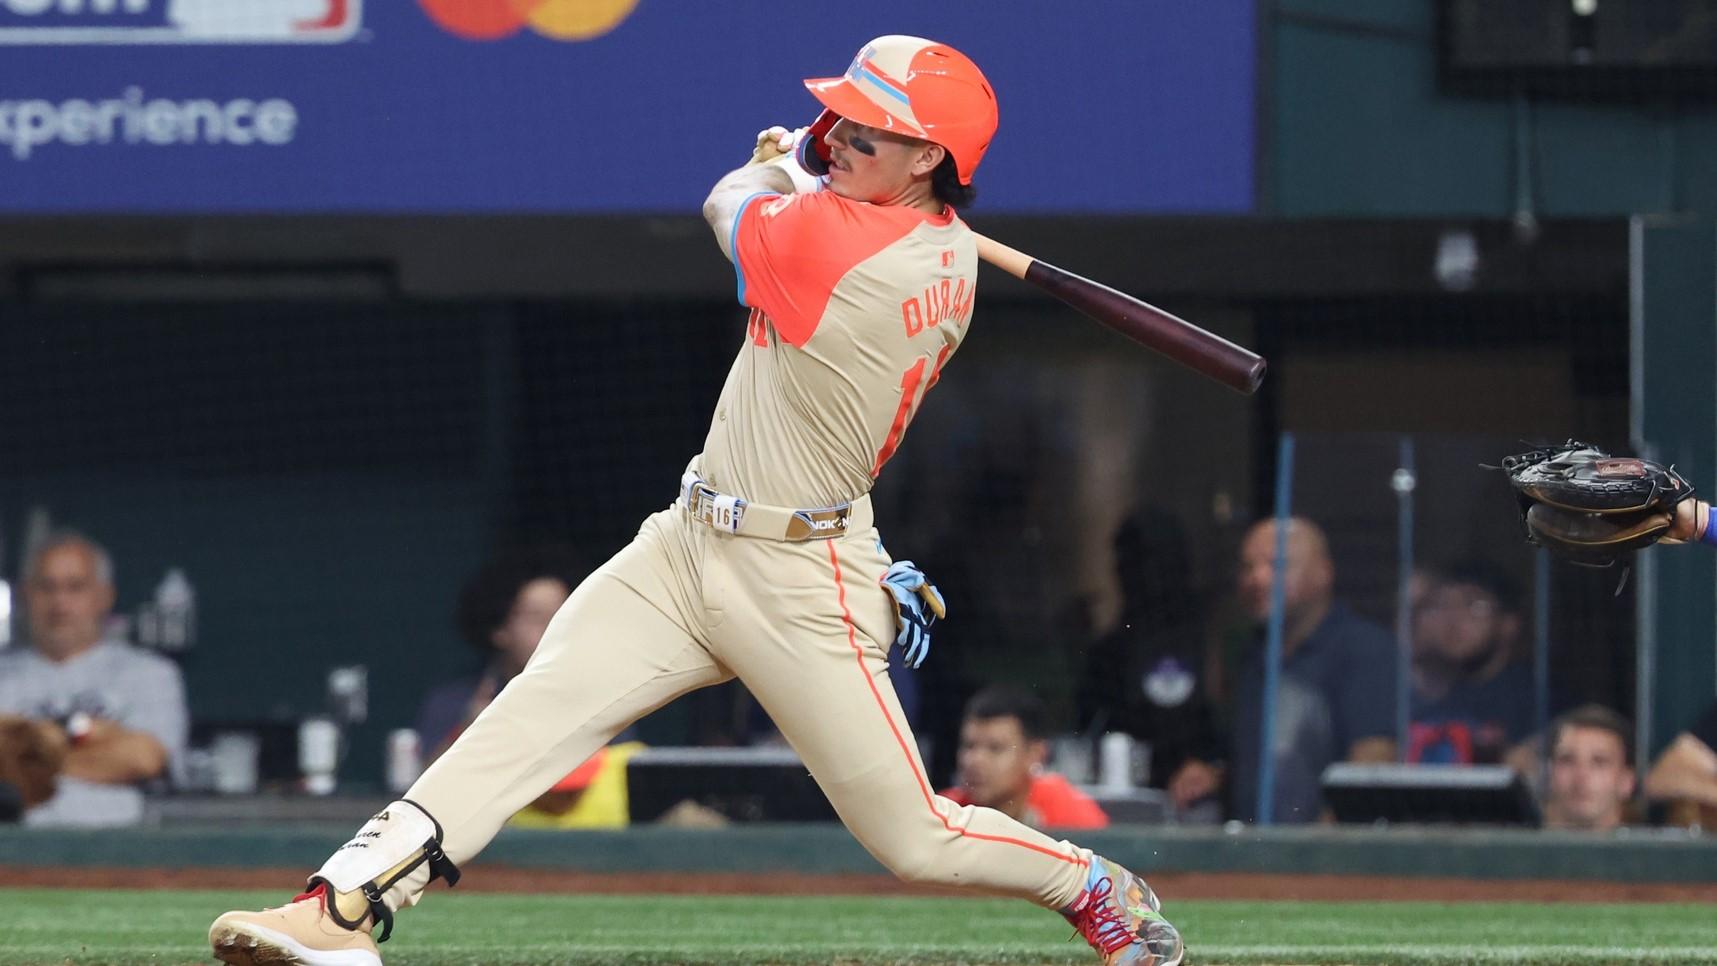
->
[881,560,946,669]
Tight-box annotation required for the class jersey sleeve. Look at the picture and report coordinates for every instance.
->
[731,191,914,347]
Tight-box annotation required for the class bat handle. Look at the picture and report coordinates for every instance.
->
[974,234,1032,280]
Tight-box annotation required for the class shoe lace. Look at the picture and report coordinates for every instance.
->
[1067,876,1134,955]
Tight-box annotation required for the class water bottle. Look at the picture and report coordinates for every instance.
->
[0,578,11,650]
[155,568,196,653]
[386,729,421,794]
[0,521,10,649]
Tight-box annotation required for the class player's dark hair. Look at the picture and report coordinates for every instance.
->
[1435,557,1524,616]
[963,686,1047,741]
[1551,704,1634,766]
[455,545,590,655]
[930,153,977,211]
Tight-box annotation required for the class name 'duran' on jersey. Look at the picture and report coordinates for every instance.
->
[901,277,974,337]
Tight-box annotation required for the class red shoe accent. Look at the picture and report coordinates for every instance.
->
[291,881,328,906]
[1067,877,1133,955]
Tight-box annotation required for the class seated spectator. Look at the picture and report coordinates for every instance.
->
[0,532,187,827]
[1169,517,1397,823]
[1541,704,1634,831]
[1407,559,1536,765]
[416,546,639,828]
[1077,508,1222,811]
[1643,699,1717,828]
[416,547,590,762]
[939,686,1108,830]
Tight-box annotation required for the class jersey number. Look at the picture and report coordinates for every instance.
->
[871,345,953,477]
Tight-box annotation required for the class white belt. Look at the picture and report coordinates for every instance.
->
[679,471,871,541]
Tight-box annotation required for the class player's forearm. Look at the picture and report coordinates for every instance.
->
[703,163,794,261]
[1644,737,1717,806]
[63,728,169,785]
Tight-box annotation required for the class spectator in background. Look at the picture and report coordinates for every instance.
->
[0,532,187,827]
[1643,699,1717,827]
[1169,516,1397,823]
[1407,559,1537,765]
[416,547,590,761]
[1077,508,1222,816]
[1541,704,1635,831]
[940,686,1108,830]
[416,547,642,829]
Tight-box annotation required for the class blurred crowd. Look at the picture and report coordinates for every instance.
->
[2,517,1715,836]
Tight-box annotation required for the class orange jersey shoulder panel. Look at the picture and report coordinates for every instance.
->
[733,191,941,347]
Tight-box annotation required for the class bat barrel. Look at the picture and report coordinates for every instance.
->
[1025,259,1266,395]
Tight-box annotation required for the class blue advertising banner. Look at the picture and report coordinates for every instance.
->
[0,1,1255,214]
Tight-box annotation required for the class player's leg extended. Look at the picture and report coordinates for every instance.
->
[211,510,728,965]
[712,528,1091,903]
[710,529,1183,965]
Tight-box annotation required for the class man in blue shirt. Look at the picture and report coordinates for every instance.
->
[1407,559,1536,766]
[1169,517,1397,823]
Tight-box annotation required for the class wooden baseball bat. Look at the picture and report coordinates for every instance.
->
[975,234,1266,395]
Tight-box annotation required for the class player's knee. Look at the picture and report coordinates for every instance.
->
[875,845,952,887]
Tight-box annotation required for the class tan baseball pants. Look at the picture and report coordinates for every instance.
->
[375,500,1093,913]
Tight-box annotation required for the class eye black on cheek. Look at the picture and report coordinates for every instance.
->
[848,135,877,156]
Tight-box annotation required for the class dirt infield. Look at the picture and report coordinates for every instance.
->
[5,865,1714,903]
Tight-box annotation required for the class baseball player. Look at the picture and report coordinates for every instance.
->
[209,36,1182,966]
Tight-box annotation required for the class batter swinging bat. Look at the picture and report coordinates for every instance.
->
[974,234,1267,395]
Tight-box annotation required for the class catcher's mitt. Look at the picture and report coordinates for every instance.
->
[0,714,69,812]
[1501,441,1695,566]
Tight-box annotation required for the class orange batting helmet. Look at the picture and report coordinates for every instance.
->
[803,35,999,185]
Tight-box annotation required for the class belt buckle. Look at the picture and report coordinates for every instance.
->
[686,479,745,534]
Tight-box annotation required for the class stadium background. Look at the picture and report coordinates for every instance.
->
[1,2,1716,961]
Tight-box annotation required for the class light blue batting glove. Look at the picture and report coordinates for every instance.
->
[881,560,946,669]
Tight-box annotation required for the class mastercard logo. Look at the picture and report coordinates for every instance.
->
[418,0,639,41]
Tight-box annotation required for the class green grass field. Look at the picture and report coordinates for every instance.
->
[3,889,1714,966]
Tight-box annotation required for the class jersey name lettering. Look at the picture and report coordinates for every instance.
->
[900,277,972,337]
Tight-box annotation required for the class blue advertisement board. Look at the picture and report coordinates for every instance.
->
[0,1,1255,214]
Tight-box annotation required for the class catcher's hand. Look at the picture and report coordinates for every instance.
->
[1501,440,1696,566]
[0,714,69,809]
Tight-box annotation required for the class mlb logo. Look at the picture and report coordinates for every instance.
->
[0,0,362,45]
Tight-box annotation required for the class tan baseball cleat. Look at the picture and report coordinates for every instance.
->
[209,883,381,966]
[1062,855,1185,966]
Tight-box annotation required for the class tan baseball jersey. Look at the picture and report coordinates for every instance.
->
[701,188,977,507]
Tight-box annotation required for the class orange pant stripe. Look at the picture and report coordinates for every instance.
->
[825,540,1086,868]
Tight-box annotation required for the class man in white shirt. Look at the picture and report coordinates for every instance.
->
[0,532,187,826]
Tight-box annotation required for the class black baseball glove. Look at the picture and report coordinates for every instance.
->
[1501,441,1696,566]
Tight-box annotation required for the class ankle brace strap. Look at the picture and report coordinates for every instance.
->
[311,798,462,943]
